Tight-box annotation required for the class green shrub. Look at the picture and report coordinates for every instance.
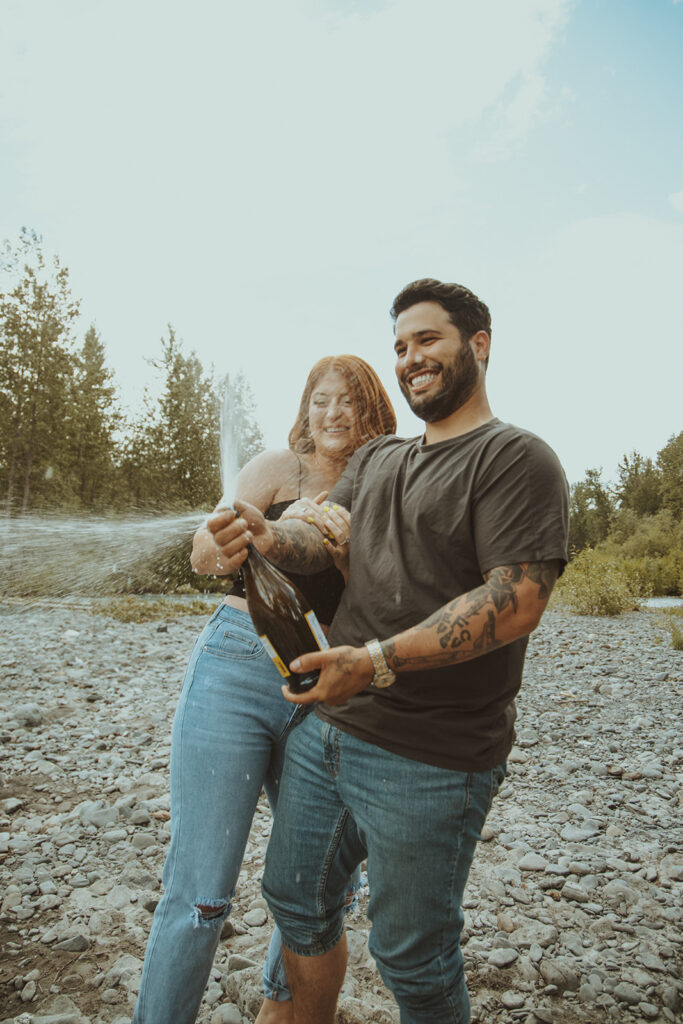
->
[556,549,640,616]
[671,625,683,651]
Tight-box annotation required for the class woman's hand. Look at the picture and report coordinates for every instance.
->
[280,492,351,579]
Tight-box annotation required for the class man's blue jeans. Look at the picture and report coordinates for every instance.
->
[262,713,506,1024]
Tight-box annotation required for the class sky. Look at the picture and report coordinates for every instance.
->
[1,0,682,485]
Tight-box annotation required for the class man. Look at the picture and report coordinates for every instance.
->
[210,279,569,1024]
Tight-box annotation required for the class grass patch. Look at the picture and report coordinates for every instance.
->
[92,595,219,623]
[645,605,683,649]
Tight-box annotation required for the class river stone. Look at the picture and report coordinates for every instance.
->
[501,990,526,1009]
[517,852,548,871]
[228,954,258,971]
[510,922,557,949]
[13,702,43,726]
[489,948,519,968]
[638,951,666,972]
[53,934,90,952]
[560,823,599,841]
[243,907,267,927]
[77,800,118,828]
[1,797,24,814]
[602,878,641,908]
[539,958,580,991]
[211,1007,242,1024]
[613,982,643,1005]
[562,882,591,903]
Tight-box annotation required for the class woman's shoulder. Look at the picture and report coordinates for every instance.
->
[236,449,299,508]
[245,448,297,473]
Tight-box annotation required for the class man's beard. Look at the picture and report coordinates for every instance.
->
[400,342,480,423]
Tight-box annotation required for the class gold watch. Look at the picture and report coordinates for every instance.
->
[364,639,396,688]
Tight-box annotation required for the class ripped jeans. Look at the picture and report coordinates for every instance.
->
[132,603,351,1024]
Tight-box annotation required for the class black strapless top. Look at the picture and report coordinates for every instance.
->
[227,499,345,626]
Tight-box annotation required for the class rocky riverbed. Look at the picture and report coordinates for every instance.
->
[1,600,681,1024]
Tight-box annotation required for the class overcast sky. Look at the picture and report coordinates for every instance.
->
[2,0,682,485]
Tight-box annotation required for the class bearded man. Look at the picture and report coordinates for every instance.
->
[210,278,569,1024]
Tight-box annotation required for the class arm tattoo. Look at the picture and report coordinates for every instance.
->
[269,521,332,574]
[382,560,559,673]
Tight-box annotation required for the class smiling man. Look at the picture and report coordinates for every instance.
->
[211,278,569,1024]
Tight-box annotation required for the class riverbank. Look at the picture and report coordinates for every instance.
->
[1,602,681,1024]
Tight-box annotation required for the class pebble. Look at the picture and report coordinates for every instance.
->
[211,1007,242,1024]
[1,603,681,1024]
[489,948,519,968]
[539,958,580,992]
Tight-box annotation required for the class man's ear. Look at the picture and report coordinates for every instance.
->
[470,330,490,366]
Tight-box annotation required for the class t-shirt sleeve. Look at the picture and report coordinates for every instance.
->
[472,432,569,576]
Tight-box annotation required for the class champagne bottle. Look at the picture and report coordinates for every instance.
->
[241,544,329,693]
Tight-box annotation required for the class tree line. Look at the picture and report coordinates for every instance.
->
[1,230,680,597]
[567,433,682,597]
[0,230,263,515]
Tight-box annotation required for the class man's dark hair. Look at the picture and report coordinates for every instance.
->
[390,278,492,343]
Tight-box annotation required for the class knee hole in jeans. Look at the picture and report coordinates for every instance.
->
[192,898,231,928]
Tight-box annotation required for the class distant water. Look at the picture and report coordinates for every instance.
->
[645,596,683,608]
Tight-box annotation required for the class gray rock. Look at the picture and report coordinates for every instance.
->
[205,981,223,1006]
[488,948,519,968]
[510,923,557,949]
[77,800,118,828]
[211,1007,243,1024]
[613,982,643,1005]
[501,990,526,1009]
[539,958,580,992]
[228,954,258,971]
[562,882,591,903]
[243,907,267,927]
[638,1004,659,1021]
[14,702,43,726]
[1,797,24,814]
[517,852,548,871]
[54,934,90,952]
[20,979,37,1001]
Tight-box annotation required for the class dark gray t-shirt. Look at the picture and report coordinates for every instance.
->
[317,419,569,771]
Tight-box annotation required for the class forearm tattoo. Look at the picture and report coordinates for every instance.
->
[269,521,332,574]
[382,561,559,672]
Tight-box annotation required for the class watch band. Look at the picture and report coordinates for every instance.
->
[364,638,396,688]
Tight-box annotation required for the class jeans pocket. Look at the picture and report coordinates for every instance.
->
[204,624,263,661]
[483,761,507,815]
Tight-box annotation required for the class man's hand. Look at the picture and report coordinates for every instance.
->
[282,645,375,706]
[206,506,253,570]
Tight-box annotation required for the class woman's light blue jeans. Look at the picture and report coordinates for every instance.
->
[133,603,310,1023]
[263,713,506,1024]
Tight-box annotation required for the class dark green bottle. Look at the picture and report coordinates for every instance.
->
[241,544,328,693]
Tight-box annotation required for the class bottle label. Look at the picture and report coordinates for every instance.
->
[305,611,330,651]
[258,635,291,678]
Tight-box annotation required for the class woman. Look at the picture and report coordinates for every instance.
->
[132,356,396,1024]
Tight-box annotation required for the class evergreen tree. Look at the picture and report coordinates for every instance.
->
[68,325,120,508]
[568,468,614,551]
[0,230,80,512]
[615,451,662,517]
[117,329,263,510]
[656,431,683,519]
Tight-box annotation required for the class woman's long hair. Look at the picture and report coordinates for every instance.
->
[288,355,396,454]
